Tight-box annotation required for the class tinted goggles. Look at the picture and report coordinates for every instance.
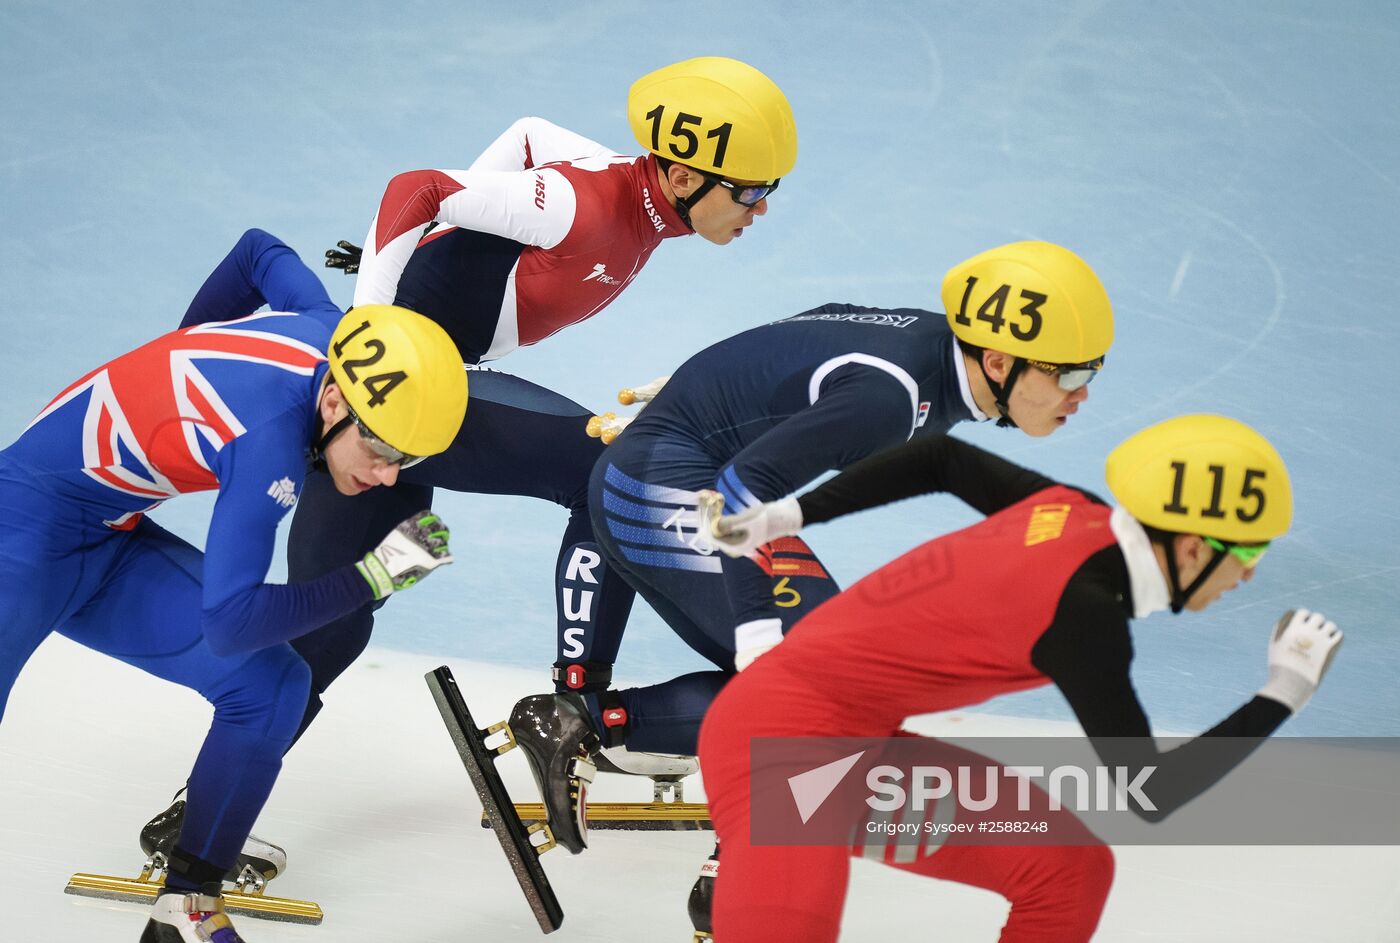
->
[1024,356,1105,391]
[348,406,426,468]
[699,170,780,207]
[1204,536,1270,569]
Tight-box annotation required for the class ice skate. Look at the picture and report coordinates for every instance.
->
[66,792,320,925]
[498,734,711,831]
[139,890,247,943]
[688,847,719,942]
[508,692,601,854]
[140,792,287,892]
[595,745,699,801]
[426,666,565,932]
[577,746,712,830]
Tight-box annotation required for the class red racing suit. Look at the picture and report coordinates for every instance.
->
[698,436,1292,942]
[353,116,688,363]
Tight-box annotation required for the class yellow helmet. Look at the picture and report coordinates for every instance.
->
[327,305,467,458]
[1106,414,1292,543]
[628,56,797,183]
[941,241,1113,364]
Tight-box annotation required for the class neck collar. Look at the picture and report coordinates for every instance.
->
[642,154,693,236]
[953,345,990,422]
[1109,507,1170,618]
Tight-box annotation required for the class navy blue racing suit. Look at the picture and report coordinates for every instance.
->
[589,304,985,754]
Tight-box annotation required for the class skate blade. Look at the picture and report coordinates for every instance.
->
[427,665,564,934]
[489,801,713,831]
[64,873,323,924]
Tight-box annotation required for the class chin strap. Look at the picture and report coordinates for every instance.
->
[1159,537,1230,613]
[671,179,712,231]
[978,356,1028,429]
[659,158,708,232]
[310,414,354,471]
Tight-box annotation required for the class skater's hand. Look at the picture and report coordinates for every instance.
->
[701,493,803,558]
[585,411,633,445]
[1257,609,1343,713]
[325,239,363,274]
[734,617,783,671]
[617,375,670,406]
[356,510,453,599]
[585,376,671,444]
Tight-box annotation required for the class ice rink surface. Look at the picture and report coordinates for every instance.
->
[1,1,1397,940]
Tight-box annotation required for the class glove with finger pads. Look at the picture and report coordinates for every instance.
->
[1256,608,1343,713]
[356,510,453,600]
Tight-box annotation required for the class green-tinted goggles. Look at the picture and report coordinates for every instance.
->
[1025,356,1105,392]
[1204,536,1270,569]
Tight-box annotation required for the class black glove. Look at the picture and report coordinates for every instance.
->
[325,240,363,274]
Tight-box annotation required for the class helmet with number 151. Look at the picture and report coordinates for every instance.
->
[327,305,468,459]
[627,56,798,184]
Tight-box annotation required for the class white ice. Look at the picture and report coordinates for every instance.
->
[3,637,1396,942]
[2,2,1399,940]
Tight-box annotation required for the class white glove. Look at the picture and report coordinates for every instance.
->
[1256,609,1343,713]
[356,510,453,600]
[585,411,634,445]
[734,618,784,671]
[618,375,670,405]
[698,491,804,559]
[734,642,779,672]
[585,376,672,445]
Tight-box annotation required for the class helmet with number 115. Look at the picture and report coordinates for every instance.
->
[627,56,797,184]
[1106,414,1292,544]
[1106,414,1291,612]
[327,305,468,458]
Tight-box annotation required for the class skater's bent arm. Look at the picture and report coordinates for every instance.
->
[1032,550,1290,822]
[713,367,914,636]
[717,364,918,506]
[467,117,618,173]
[798,436,1061,527]
[181,229,343,331]
[353,164,582,308]
[199,418,372,656]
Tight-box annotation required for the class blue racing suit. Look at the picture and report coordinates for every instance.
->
[0,229,371,890]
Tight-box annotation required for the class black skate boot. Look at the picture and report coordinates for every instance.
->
[508,692,603,854]
[139,888,247,942]
[688,846,719,941]
[141,791,286,891]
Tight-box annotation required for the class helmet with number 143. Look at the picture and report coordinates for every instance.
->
[941,241,1115,432]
